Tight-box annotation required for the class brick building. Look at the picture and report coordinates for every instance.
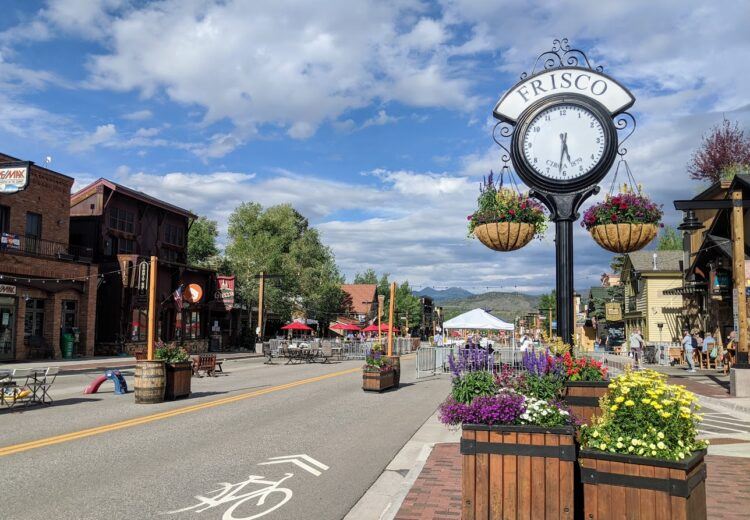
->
[0,153,97,361]
[70,179,218,355]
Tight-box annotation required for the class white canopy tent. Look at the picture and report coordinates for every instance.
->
[442,308,515,331]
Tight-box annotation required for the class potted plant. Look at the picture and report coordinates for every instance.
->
[560,351,609,425]
[582,187,663,253]
[579,369,708,519]
[362,346,395,392]
[468,172,547,252]
[155,342,192,400]
[440,364,576,519]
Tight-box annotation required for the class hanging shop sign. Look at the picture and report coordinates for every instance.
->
[215,275,235,311]
[184,283,203,303]
[137,260,149,295]
[0,284,17,295]
[710,267,731,297]
[604,302,622,322]
[0,162,30,194]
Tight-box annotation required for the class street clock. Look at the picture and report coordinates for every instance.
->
[512,94,619,193]
[491,38,636,344]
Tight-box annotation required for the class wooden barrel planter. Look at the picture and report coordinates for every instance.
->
[164,361,192,400]
[134,360,166,404]
[562,381,609,425]
[589,223,658,253]
[474,222,535,252]
[579,449,707,520]
[461,424,576,520]
[385,355,401,388]
[362,370,395,392]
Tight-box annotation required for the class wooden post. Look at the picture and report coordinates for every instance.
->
[257,271,265,342]
[548,307,552,338]
[732,190,748,358]
[387,282,396,356]
[146,256,158,361]
[378,294,384,344]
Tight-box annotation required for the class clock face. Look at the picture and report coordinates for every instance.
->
[522,104,606,181]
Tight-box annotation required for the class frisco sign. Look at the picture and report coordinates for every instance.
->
[0,162,30,194]
[493,68,635,122]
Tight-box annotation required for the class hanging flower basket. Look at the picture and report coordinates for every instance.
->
[582,189,662,253]
[589,222,659,253]
[473,221,536,251]
[468,171,547,252]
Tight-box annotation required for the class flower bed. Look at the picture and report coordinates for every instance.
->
[579,369,708,519]
[560,352,609,425]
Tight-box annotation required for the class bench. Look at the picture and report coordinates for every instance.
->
[192,354,217,377]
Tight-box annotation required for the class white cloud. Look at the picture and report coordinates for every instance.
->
[361,110,400,129]
[83,0,477,149]
[122,109,153,121]
[69,123,117,152]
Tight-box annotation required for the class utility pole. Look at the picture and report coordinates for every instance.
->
[146,256,158,360]
[257,271,265,341]
[732,189,748,361]
[387,282,396,356]
[254,272,282,343]
[378,294,385,345]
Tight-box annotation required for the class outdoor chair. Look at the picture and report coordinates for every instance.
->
[318,344,333,364]
[6,369,35,409]
[33,367,59,405]
[192,354,217,377]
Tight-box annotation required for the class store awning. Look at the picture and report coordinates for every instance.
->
[663,284,707,296]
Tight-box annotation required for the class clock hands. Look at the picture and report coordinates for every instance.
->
[559,132,572,175]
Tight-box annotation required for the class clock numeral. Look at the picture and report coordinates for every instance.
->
[546,168,550,173]
[591,154,595,160]
[534,126,540,132]
[562,170,567,177]
[579,166,583,172]
[560,110,566,116]
[533,157,538,163]
[590,122,595,128]
[596,138,600,143]
[544,115,551,121]
[578,112,581,118]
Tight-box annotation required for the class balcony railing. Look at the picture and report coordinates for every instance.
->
[1,232,93,263]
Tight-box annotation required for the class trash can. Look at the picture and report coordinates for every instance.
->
[62,333,75,359]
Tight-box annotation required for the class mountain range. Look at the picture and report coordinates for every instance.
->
[413,287,541,323]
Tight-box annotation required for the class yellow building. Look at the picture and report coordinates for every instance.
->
[621,251,684,344]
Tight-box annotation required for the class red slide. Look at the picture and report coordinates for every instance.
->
[84,375,108,394]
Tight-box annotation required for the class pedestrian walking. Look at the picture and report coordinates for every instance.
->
[682,329,696,372]
[629,328,644,368]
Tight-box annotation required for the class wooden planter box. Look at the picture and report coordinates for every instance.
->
[579,449,707,520]
[461,424,576,520]
[362,369,395,392]
[165,361,192,400]
[562,381,609,425]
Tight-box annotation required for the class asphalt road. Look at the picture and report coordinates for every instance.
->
[1,356,451,520]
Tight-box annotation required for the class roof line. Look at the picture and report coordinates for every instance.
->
[71,178,196,219]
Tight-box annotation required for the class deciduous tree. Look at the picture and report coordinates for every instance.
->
[657,225,682,251]
[187,215,219,266]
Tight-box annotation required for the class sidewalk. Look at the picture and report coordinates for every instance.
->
[0,351,261,374]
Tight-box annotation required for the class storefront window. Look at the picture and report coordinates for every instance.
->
[24,299,45,338]
[62,301,77,330]
[185,310,201,339]
[131,308,148,341]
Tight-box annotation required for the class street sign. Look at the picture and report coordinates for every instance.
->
[138,261,149,295]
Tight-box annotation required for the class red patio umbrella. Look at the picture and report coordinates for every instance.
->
[281,321,313,331]
[362,323,398,333]
[330,323,361,331]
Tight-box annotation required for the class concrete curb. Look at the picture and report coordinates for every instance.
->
[698,394,750,417]
[344,407,460,520]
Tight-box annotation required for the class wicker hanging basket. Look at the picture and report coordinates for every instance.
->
[473,222,535,252]
[589,223,658,253]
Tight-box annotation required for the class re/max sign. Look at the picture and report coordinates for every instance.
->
[493,68,635,122]
[0,163,30,193]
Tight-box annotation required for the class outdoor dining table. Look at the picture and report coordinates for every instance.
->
[0,369,46,408]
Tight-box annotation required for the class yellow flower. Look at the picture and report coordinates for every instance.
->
[615,396,625,403]
[641,398,651,404]
[592,430,599,438]
[661,411,672,418]
[631,439,639,446]
[657,441,666,450]
[622,387,630,394]
[599,442,607,450]
[657,432,665,440]
[651,450,657,456]
[610,405,619,412]
[616,442,624,449]
[625,400,635,407]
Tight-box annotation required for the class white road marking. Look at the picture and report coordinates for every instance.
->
[258,454,330,477]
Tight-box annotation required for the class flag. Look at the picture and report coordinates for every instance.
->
[173,284,184,310]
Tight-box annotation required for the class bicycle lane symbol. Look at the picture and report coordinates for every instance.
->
[164,454,329,520]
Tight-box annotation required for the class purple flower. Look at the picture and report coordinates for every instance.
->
[439,392,527,426]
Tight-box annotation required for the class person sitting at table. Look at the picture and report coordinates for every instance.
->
[703,331,716,369]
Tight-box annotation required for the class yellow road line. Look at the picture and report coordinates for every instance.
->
[0,366,360,457]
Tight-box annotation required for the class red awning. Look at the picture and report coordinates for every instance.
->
[281,322,313,331]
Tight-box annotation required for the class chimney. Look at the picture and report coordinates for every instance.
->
[653,252,658,271]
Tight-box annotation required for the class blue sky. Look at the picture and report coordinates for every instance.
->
[2,1,750,294]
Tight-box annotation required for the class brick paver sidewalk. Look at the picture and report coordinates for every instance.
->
[396,443,750,520]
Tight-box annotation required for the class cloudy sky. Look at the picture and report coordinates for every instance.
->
[2,0,750,294]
